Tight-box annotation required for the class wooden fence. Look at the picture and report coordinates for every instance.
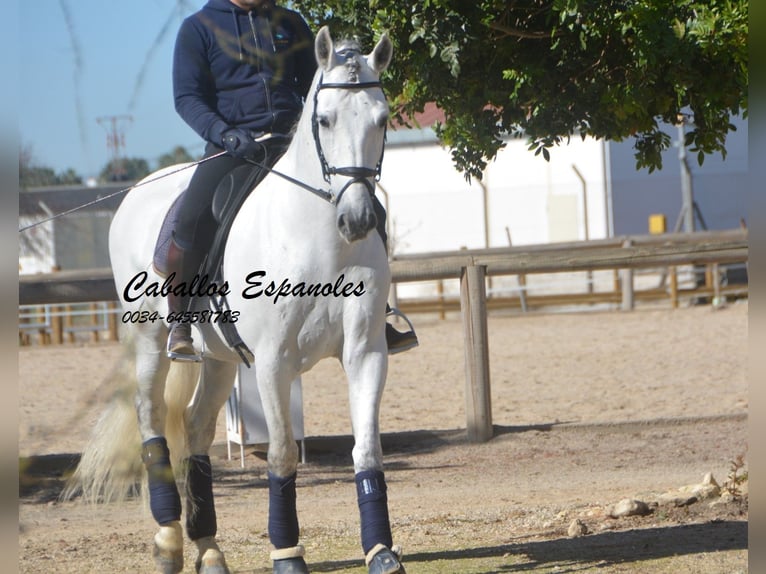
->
[18,228,748,441]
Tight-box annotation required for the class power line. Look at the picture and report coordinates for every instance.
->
[96,115,133,181]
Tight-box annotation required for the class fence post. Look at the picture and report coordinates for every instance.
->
[437,280,446,320]
[669,266,679,309]
[620,239,634,311]
[107,302,119,341]
[50,305,63,345]
[460,264,493,442]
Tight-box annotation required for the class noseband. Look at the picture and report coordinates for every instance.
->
[311,72,386,206]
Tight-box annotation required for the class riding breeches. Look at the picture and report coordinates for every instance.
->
[173,143,249,250]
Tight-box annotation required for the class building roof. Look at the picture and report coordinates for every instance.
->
[391,102,445,130]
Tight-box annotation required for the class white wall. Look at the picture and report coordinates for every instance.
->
[379,133,608,256]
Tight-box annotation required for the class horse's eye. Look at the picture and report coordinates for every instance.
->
[318,115,331,128]
[376,114,389,129]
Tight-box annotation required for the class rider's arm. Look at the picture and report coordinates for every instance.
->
[172,18,230,147]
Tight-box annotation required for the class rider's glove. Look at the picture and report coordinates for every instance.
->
[221,128,260,160]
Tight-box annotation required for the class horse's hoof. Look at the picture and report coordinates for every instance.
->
[271,545,310,573]
[366,544,405,574]
[153,524,184,574]
[195,548,230,574]
[153,545,184,574]
[273,557,310,574]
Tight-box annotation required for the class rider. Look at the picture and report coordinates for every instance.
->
[168,0,418,360]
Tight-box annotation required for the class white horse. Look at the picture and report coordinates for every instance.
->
[69,27,405,574]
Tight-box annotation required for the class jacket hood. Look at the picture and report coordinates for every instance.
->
[205,0,274,13]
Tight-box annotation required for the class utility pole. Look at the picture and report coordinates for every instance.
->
[97,115,133,181]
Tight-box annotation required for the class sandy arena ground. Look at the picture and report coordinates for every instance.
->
[19,302,748,573]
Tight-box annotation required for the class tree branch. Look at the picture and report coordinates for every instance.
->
[487,21,560,39]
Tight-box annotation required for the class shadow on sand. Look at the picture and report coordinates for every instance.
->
[304,520,746,573]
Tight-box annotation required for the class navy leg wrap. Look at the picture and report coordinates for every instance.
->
[355,469,393,554]
[185,455,217,540]
[268,471,300,549]
[142,437,182,526]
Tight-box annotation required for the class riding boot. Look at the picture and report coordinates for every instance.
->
[166,236,201,361]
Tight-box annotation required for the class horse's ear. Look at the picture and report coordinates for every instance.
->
[315,26,337,71]
[368,33,393,74]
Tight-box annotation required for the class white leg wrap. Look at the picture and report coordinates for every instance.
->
[270,545,306,561]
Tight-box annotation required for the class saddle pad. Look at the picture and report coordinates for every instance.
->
[152,190,187,277]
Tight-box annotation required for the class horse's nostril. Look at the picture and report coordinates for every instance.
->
[337,214,347,230]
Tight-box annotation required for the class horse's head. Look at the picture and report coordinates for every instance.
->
[312,27,393,244]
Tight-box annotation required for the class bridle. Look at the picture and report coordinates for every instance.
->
[310,71,387,207]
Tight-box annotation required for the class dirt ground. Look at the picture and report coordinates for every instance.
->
[19,302,749,573]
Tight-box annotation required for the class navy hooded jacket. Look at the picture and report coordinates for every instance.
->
[173,0,316,147]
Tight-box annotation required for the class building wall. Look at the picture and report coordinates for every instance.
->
[379,133,608,255]
[608,117,748,235]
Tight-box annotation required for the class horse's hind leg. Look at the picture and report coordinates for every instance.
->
[344,345,405,574]
[184,357,238,574]
[133,328,185,574]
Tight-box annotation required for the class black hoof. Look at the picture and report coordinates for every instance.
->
[368,547,405,574]
[273,556,310,574]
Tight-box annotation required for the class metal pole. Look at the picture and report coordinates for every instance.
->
[572,164,594,293]
[678,120,695,233]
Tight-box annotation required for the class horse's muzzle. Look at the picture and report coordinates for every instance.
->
[337,208,377,243]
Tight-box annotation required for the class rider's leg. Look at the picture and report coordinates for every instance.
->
[168,144,246,360]
[371,196,419,355]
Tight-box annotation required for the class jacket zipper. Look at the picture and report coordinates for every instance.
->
[248,12,275,130]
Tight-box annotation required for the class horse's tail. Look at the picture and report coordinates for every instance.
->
[61,335,200,505]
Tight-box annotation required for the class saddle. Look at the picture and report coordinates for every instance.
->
[153,137,289,365]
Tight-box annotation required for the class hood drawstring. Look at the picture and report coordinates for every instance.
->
[247,11,275,71]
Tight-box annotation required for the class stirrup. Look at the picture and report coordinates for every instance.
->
[385,307,419,355]
[166,324,203,362]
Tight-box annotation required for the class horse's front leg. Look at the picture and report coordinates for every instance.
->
[344,340,406,574]
[184,357,238,574]
[133,328,185,574]
[256,361,308,574]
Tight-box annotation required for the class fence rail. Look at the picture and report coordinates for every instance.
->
[18,229,748,442]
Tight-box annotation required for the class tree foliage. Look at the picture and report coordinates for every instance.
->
[291,0,748,179]
[157,145,196,169]
[99,157,151,182]
[19,145,83,188]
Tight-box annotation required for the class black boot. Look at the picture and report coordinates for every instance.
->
[165,237,201,362]
[385,306,418,355]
